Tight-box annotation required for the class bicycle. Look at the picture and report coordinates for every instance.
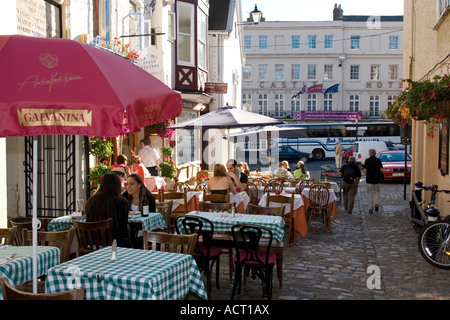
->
[414,181,450,268]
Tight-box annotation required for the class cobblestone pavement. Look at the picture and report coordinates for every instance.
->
[197,179,450,301]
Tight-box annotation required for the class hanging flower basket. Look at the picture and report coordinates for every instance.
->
[146,119,175,141]
[384,75,450,138]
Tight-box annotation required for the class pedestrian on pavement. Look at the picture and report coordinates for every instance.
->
[339,156,361,214]
[138,138,160,176]
[85,173,130,247]
[226,159,248,192]
[335,141,344,169]
[363,148,384,213]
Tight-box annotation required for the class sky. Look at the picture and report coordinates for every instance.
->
[240,0,404,21]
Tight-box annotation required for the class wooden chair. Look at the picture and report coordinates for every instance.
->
[263,181,284,194]
[246,181,260,204]
[203,190,230,203]
[143,231,197,255]
[71,218,113,256]
[0,277,85,300]
[231,224,276,300]
[297,179,316,192]
[195,181,208,191]
[152,190,162,202]
[266,193,295,245]
[247,204,285,216]
[307,184,331,230]
[199,201,235,212]
[8,220,32,246]
[155,200,173,232]
[162,189,188,214]
[175,181,192,192]
[22,228,75,263]
[0,227,17,246]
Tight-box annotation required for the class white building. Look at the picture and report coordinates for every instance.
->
[241,4,403,122]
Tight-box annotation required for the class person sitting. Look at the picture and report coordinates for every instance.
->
[273,161,294,180]
[207,164,236,195]
[294,160,310,180]
[282,160,293,173]
[111,154,130,179]
[129,155,151,185]
[226,159,248,192]
[85,173,130,247]
[122,173,156,213]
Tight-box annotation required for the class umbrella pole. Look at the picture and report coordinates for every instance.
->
[32,137,38,293]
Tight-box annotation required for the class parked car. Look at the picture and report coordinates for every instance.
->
[261,146,312,163]
[377,150,411,181]
[342,146,353,163]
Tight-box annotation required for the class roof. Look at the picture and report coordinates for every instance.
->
[343,15,403,22]
[208,0,235,31]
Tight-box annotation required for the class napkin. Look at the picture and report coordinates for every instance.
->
[71,211,82,217]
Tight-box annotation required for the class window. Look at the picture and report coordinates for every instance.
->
[244,36,252,50]
[259,35,267,50]
[307,94,317,111]
[350,65,360,80]
[274,94,285,117]
[387,95,397,107]
[242,93,252,112]
[307,64,316,80]
[370,95,380,117]
[388,64,398,80]
[349,95,360,111]
[324,94,333,111]
[350,36,360,49]
[258,64,268,81]
[258,94,268,115]
[324,35,333,49]
[291,98,301,116]
[177,2,194,66]
[291,64,300,80]
[389,36,399,49]
[291,35,300,49]
[197,9,207,70]
[242,65,251,81]
[308,35,316,49]
[324,64,333,80]
[275,64,284,81]
[370,65,380,80]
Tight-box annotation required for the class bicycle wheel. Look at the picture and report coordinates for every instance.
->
[418,222,450,269]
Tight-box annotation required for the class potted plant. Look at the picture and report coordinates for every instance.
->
[146,120,175,141]
[88,160,111,186]
[384,75,450,138]
[88,137,113,160]
[159,146,177,189]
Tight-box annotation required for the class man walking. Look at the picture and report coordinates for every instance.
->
[138,138,160,176]
[363,149,383,213]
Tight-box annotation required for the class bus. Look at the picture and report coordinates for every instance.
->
[278,121,401,160]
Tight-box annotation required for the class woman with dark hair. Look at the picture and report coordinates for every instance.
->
[85,173,130,247]
[122,173,156,213]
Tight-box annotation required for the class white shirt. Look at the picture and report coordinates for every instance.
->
[138,146,160,167]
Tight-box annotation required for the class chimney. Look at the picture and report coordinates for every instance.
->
[333,3,344,21]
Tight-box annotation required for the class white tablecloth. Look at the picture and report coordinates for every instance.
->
[301,188,337,204]
[258,192,304,213]
[170,191,203,212]
[145,176,166,191]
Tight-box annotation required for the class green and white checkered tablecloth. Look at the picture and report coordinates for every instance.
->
[47,213,166,232]
[0,246,60,295]
[45,246,207,300]
[178,211,285,241]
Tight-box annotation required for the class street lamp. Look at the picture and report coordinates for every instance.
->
[248,5,263,24]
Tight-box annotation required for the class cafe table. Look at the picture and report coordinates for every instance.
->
[0,245,60,298]
[301,187,338,220]
[45,246,207,300]
[178,211,285,241]
[230,191,250,214]
[171,190,203,214]
[145,176,166,192]
[47,212,167,233]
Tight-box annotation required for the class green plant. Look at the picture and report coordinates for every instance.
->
[162,146,173,158]
[88,137,113,159]
[88,161,111,185]
[146,119,175,140]
[384,75,450,138]
[159,146,177,179]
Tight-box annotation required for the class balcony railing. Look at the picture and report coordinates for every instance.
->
[265,110,383,120]
[88,36,139,64]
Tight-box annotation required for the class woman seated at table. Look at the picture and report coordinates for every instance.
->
[129,156,151,185]
[206,163,237,195]
[85,173,130,247]
[294,160,310,180]
[122,173,156,213]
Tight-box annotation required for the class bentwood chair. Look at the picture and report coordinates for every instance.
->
[246,182,260,205]
[8,220,33,246]
[0,277,85,300]
[175,216,222,299]
[199,201,234,213]
[263,181,284,194]
[22,228,75,263]
[72,218,113,256]
[155,200,173,233]
[0,227,17,246]
[203,190,230,203]
[231,224,276,300]
[162,189,188,213]
[307,184,331,230]
[143,231,197,255]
